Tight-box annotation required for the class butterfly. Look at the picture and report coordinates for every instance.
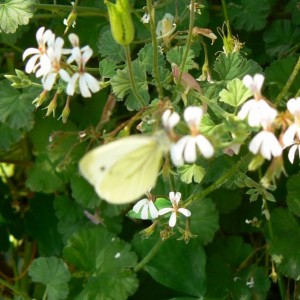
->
[79,132,169,204]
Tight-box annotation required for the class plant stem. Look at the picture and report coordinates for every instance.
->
[34,3,106,17]
[133,239,163,272]
[0,278,31,300]
[220,0,232,38]
[146,0,164,99]
[174,0,195,95]
[123,44,147,107]
[275,56,300,105]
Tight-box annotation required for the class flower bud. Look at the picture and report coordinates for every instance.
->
[45,93,58,117]
[104,0,135,45]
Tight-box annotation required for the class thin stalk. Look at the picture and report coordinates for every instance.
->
[175,0,195,95]
[221,0,232,38]
[146,0,164,99]
[0,278,31,300]
[133,238,163,272]
[123,45,146,107]
[275,56,300,105]
[33,4,106,17]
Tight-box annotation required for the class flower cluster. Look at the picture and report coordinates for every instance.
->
[163,106,214,166]
[23,27,100,99]
[133,191,191,228]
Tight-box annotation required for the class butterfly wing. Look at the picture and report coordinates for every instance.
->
[79,135,164,204]
[98,138,163,204]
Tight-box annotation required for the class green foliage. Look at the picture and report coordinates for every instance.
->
[0,0,36,33]
[1,0,300,299]
[29,257,71,300]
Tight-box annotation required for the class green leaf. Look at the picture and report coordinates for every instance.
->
[228,0,271,31]
[138,44,166,73]
[98,29,125,63]
[0,81,37,129]
[99,58,117,79]
[25,153,66,193]
[0,123,22,151]
[25,195,63,256]
[219,78,252,107]
[134,236,206,297]
[29,257,71,300]
[178,164,205,184]
[263,20,300,58]
[70,173,101,208]
[189,197,219,245]
[63,227,138,299]
[214,52,262,81]
[110,61,150,110]
[265,56,300,101]
[266,208,300,280]
[211,189,242,214]
[286,0,300,26]
[287,173,300,217]
[166,46,195,72]
[0,0,36,34]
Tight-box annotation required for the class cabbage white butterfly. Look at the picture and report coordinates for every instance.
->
[79,132,169,204]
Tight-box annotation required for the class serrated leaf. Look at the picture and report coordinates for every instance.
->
[98,29,125,63]
[219,78,252,107]
[29,257,71,300]
[214,52,262,81]
[266,208,300,280]
[152,66,171,86]
[0,123,22,151]
[228,0,271,31]
[166,46,195,72]
[0,81,37,129]
[263,20,300,58]
[178,164,205,184]
[287,173,300,217]
[138,44,165,73]
[99,58,117,79]
[0,0,35,34]
[25,196,63,256]
[134,235,206,297]
[189,197,219,245]
[110,61,150,110]
[70,174,101,208]
[63,227,138,300]
[265,56,300,101]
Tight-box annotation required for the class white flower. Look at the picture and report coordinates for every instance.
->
[243,74,264,98]
[287,144,300,164]
[249,131,282,160]
[238,99,277,128]
[158,192,191,227]
[170,106,214,166]
[141,13,150,24]
[41,36,66,91]
[61,35,100,98]
[162,109,180,131]
[133,197,158,220]
[23,27,54,77]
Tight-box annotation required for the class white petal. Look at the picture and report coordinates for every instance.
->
[133,199,147,213]
[253,74,265,92]
[283,124,297,147]
[169,212,177,227]
[288,145,298,164]
[249,131,266,155]
[148,201,159,219]
[59,69,71,82]
[195,135,214,158]
[158,207,173,215]
[68,33,80,47]
[23,48,39,60]
[25,54,40,73]
[42,72,57,91]
[66,73,79,95]
[184,106,203,127]
[141,204,149,220]
[242,75,253,89]
[79,75,91,97]
[82,46,93,65]
[178,208,191,217]
[238,100,255,121]
[169,191,175,201]
[82,72,100,93]
[269,135,282,157]
[170,136,190,166]
[183,137,197,163]
[36,27,45,42]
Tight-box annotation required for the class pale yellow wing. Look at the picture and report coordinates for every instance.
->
[98,138,163,204]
